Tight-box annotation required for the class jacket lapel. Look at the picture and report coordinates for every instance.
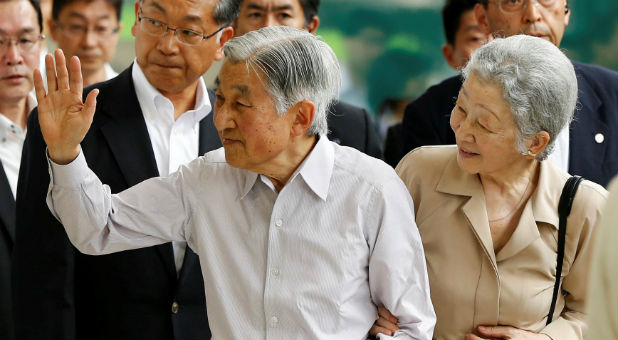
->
[0,162,15,245]
[93,64,176,280]
[569,62,606,183]
[436,156,498,271]
[198,89,222,155]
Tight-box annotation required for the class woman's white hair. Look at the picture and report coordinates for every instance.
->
[462,35,578,160]
[223,26,341,136]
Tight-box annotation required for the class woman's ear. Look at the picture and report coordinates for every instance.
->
[527,130,551,157]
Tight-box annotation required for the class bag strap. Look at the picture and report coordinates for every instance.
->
[547,175,584,325]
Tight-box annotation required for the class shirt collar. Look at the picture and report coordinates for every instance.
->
[104,63,118,80]
[131,60,211,125]
[238,135,334,201]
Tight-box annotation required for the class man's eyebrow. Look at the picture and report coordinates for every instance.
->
[232,85,249,96]
[463,25,482,33]
[246,3,266,11]
[146,0,166,14]
[0,27,36,35]
[182,13,203,25]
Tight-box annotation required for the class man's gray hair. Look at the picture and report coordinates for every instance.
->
[223,26,341,136]
[462,35,578,160]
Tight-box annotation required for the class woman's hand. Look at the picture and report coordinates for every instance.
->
[368,306,400,337]
[466,325,552,340]
[34,49,98,164]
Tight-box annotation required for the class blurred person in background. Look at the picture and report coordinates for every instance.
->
[0,0,43,338]
[232,0,383,159]
[374,35,607,340]
[11,0,239,339]
[48,0,122,86]
[386,0,618,188]
[384,0,485,167]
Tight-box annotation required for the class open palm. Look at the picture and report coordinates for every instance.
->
[34,49,98,164]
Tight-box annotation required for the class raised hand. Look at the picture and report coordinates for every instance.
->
[34,49,99,164]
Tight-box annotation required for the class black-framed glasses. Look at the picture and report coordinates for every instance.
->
[0,34,45,53]
[488,0,559,13]
[55,22,120,39]
[137,10,224,46]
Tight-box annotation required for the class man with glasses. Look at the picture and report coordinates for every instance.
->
[47,0,122,87]
[386,0,618,188]
[12,0,239,339]
[0,1,44,338]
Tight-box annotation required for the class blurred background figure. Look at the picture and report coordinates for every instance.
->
[231,0,383,158]
[585,176,618,340]
[0,1,43,338]
[383,0,486,167]
[48,0,122,86]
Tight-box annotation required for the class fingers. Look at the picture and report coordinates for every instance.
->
[477,325,512,338]
[465,333,485,340]
[84,89,99,122]
[45,54,56,92]
[69,56,83,98]
[378,306,399,324]
[376,316,399,331]
[55,49,70,91]
[369,325,394,337]
[33,69,46,104]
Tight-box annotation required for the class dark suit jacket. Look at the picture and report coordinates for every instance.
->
[12,65,220,340]
[384,62,618,187]
[0,162,15,340]
[327,101,383,159]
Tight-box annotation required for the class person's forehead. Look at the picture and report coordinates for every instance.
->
[220,61,266,94]
[57,0,119,21]
[142,0,216,22]
[241,0,304,12]
[0,1,39,34]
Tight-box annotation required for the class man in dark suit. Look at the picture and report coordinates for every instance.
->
[11,0,239,339]
[0,0,44,338]
[232,0,383,158]
[385,0,618,188]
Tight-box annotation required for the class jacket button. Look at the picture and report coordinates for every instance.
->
[595,133,605,144]
[171,301,179,314]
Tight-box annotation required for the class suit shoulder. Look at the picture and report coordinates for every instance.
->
[573,62,618,89]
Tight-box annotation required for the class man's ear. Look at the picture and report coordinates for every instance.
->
[442,44,458,70]
[474,3,492,36]
[527,130,551,157]
[214,27,235,61]
[131,1,141,37]
[290,100,315,137]
[305,16,320,34]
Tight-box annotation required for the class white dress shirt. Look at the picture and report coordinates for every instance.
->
[0,94,36,198]
[546,125,569,172]
[132,61,211,275]
[47,136,436,340]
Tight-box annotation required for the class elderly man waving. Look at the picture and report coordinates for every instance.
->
[37,26,435,340]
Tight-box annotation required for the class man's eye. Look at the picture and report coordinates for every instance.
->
[180,29,200,38]
[248,12,262,19]
[147,18,163,27]
[236,101,250,107]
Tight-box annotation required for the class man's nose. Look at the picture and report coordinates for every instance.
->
[2,42,24,66]
[523,0,543,23]
[157,28,182,54]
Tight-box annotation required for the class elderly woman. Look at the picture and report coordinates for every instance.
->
[371,35,607,340]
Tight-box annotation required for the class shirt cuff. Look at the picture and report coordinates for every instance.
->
[47,147,90,188]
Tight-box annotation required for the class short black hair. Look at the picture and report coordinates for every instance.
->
[299,0,319,25]
[442,0,478,46]
[52,0,122,21]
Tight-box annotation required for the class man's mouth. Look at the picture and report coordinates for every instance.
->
[458,147,479,158]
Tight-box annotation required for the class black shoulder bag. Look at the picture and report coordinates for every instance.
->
[546,175,584,325]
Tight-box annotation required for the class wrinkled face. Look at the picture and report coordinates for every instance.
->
[480,0,570,46]
[449,10,486,69]
[0,0,41,104]
[131,0,224,95]
[50,0,120,76]
[450,72,524,176]
[214,60,295,171]
[234,0,307,36]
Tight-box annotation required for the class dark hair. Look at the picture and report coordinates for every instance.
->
[2,0,45,32]
[214,0,241,27]
[299,0,319,25]
[52,0,122,21]
[442,0,478,46]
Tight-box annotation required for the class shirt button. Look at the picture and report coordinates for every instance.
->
[270,316,279,324]
[275,219,283,228]
[271,267,280,277]
[595,133,605,144]
[171,301,179,314]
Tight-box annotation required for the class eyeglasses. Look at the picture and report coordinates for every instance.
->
[137,10,224,46]
[0,34,45,53]
[55,22,120,39]
[488,0,559,13]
